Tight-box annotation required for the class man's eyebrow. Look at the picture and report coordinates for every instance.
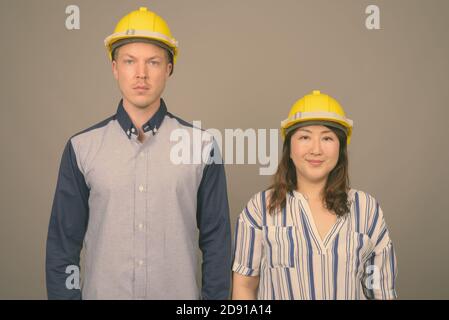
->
[146,55,163,60]
[122,53,163,59]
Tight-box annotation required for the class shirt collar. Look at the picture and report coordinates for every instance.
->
[115,98,168,139]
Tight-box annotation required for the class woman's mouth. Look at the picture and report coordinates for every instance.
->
[307,160,324,166]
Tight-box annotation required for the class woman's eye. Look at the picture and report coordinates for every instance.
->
[299,136,309,140]
[323,137,333,141]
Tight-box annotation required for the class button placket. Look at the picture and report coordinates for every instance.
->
[134,147,147,299]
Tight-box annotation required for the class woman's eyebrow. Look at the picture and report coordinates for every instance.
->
[298,129,332,134]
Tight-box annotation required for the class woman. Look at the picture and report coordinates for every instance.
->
[232,90,397,300]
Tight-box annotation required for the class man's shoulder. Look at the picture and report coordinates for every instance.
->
[165,111,213,134]
[165,111,195,129]
[68,114,115,143]
[164,111,216,142]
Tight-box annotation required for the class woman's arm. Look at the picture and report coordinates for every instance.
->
[232,272,260,300]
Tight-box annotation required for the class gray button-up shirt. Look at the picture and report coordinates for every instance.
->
[46,99,231,299]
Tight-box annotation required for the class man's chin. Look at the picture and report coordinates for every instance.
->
[128,97,160,110]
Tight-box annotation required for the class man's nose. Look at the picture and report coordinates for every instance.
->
[136,62,148,79]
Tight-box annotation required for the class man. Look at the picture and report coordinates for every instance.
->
[46,7,231,300]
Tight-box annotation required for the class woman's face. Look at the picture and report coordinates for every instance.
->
[290,125,340,185]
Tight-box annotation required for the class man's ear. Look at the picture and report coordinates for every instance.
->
[166,63,173,77]
[112,60,118,80]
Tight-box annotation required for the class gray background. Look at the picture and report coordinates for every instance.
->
[1,0,448,299]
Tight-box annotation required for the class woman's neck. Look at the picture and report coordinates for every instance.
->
[296,179,326,202]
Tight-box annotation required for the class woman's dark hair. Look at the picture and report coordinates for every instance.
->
[268,125,351,216]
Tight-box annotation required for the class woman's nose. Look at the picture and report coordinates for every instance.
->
[310,138,322,155]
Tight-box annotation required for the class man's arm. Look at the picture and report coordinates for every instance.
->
[197,141,231,300]
[46,140,89,299]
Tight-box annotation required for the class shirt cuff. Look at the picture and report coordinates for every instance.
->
[232,262,260,277]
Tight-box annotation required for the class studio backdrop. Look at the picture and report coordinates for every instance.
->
[1,0,448,299]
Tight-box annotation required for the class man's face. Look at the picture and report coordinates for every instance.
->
[112,42,172,110]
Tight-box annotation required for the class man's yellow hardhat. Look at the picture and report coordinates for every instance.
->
[281,90,354,144]
[104,7,179,63]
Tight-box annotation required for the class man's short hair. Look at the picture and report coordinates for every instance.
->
[111,38,174,75]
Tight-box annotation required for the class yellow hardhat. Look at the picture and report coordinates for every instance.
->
[104,7,179,63]
[281,90,354,144]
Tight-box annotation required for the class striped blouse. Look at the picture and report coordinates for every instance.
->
[232,189,397,300]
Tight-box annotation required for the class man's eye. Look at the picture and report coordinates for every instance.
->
[124,60,134,64]
[149,60,160,65]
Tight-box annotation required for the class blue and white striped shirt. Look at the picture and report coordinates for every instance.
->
[232,189,397,300]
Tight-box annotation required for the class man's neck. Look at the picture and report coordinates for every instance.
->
[122,98,161,133]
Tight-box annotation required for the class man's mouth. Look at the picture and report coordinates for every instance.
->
[133,85,149,90]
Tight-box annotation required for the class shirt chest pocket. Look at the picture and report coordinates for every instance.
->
[336,231,375,277]
[263,226,297,268]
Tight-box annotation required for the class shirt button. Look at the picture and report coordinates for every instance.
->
[139,185,144,192]
[140,153,145,158]
[138,260,144,266]
[138,223,144,230]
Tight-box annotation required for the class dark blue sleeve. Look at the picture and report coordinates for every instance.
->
[197,141,232,300]
[46,140,89,300]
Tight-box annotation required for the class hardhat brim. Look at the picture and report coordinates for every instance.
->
[104,30,178,61]
[282,118,353,145]
[284,120,348,137]
[110,37,175,60]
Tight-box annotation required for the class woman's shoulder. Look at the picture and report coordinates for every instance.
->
[348,188,380,206]
[348,188,377,201]
[238,189,274,227]
[246,188,274,211]
[348,188,381,220]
